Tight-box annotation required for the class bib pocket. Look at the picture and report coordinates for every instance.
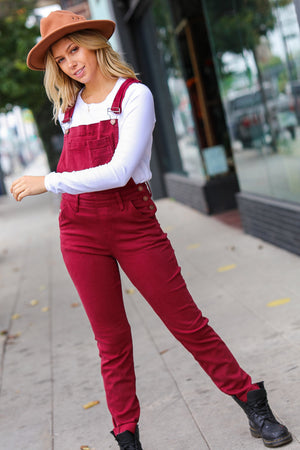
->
[88,137,114,166]
[66,136,113,170]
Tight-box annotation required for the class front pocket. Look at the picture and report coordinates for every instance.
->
[128,197,157,219]
[59,202,75,227]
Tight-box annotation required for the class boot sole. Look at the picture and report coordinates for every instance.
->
[250,427,293,448]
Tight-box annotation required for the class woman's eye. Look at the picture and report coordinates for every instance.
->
[56,46,78,64]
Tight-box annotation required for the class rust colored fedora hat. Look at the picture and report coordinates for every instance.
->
[27,10,115,71]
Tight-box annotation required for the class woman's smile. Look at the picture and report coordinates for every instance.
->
[73,66,85,78]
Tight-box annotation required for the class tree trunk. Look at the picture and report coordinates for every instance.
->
[253,48,278,152]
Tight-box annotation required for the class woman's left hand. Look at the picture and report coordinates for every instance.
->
[10,176,47,202]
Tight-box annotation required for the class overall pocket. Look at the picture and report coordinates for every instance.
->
[59,200,77,227]
[88,137,114,166]
[66,136,113,169]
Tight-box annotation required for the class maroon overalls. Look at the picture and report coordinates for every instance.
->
[57,79,256,435]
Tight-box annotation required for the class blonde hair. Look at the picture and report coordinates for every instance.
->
[44,30,138,121]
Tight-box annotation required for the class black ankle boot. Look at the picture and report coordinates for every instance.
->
[111,425,143,450]
[233,382,292,448]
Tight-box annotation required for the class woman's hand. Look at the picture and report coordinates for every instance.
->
[10,176,47,202]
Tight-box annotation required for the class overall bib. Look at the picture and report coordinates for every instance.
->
[57,79,255,435]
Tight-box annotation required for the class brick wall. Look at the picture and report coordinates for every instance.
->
[237,192,300,256]
[164,172,239,215]
[164,173,209,213]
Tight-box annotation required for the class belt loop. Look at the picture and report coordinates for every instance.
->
[116,192,124,211]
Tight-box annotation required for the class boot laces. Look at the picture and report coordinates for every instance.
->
[252,397,277,423]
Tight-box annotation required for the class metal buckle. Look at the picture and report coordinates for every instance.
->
[107,107,121,117]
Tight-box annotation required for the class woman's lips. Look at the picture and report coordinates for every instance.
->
[73,66,85,78]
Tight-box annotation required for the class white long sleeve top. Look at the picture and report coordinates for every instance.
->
[44,78,155,195]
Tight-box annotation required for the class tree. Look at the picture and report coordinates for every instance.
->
[204,0,293,150]
[152,0,181,78]
[0,2,61,171]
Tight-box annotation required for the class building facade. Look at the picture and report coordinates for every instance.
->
[64,0,300,255]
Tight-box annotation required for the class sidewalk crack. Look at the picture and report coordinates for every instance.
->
[0,243,29,396]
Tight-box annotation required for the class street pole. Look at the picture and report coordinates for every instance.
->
[294,0,300,28]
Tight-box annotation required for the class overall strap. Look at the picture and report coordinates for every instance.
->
[62,78,140,123]
[110,78,141,115]
[62,104,76,124]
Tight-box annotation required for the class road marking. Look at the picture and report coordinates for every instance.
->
[187,243,201,250]
[125,288,135,294]
[218,264,237,272]
[267,298,291,307]
[30,299,39,306]
[83,400,100,409]
[11,314,20,320]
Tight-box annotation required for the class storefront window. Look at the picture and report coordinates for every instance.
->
[151,0,205,179]
[203,0,300,203]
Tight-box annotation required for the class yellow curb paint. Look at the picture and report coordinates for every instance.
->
[187,243,201,250]
[218,264,237,272]
[267,298,291,307]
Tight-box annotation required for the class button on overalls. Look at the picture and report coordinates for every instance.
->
[57,78,255,435]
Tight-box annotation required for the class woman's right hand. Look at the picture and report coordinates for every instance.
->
[10,175,47,202]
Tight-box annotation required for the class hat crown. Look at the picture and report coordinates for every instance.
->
[27,9,115,70]
[40,10,87,38]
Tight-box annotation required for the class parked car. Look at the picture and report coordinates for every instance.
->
[227,85,297,147]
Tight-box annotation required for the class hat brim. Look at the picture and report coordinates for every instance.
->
[27,19,115,71]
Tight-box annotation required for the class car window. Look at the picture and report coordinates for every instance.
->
[230,88,276,111]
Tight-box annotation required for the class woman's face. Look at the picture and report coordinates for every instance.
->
[51,37,100,84]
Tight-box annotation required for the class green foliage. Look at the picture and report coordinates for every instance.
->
[0,3,45,112]
[0,2,63,171]
[261,55,283,68]
[278,70,288,92]
[205,0,293,55]
[152,0,181,77]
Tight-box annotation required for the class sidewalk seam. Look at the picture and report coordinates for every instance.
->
[0,242,29,396]
[49,234,55,450]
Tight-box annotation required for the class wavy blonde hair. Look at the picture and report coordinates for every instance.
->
[44,30,138,122]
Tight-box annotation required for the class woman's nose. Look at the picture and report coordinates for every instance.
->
[68,57,77,68]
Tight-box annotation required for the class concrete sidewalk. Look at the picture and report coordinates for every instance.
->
[0,186,300,449]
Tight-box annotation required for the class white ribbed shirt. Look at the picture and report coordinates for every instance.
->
[44,78,155,195]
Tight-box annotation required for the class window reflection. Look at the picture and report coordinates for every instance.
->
[204,0,300,202]
[152,0,204,179]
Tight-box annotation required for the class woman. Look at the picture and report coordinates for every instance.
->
[11,10,292,450]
